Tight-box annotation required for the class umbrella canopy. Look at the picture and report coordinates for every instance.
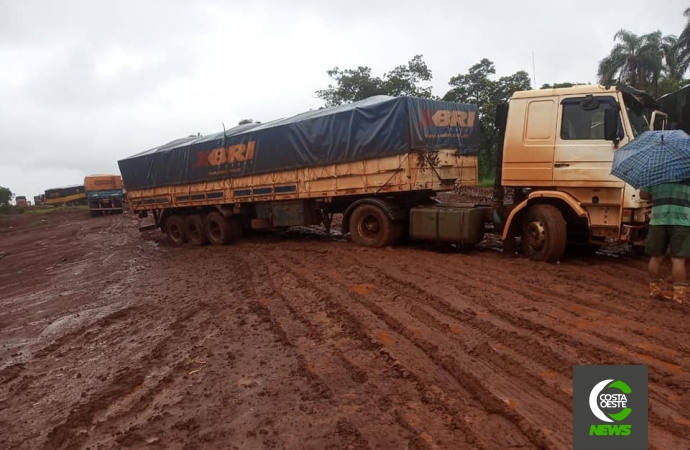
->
[610,129,690,189]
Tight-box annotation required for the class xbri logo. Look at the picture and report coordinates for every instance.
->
[573,365,648,450]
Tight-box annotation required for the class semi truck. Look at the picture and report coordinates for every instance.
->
[119,84,663,262]
[44,185,87,206]
[15,196,27,207]
[84,174,125,216]
[33,194,46,206]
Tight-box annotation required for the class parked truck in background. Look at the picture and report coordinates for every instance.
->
[45,185,87,206]
[15,196,27,207]
[120,84,665,262]
[84,174,125,216]
[33,194,45,206]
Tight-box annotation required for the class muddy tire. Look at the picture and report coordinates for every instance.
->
[205,212,232,245]
[520,204,567,262]
[349,204,396,248]
[164,215,187,246]
[184,214,208,246]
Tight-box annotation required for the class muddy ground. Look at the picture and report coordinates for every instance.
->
[1,195,689,450]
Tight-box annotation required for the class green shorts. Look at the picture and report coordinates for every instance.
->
[645,225,690,258]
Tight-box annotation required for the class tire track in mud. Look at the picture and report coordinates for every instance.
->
[238,250,435,450]
[1,218,189,450]
[35,294,205,449]
[41,367,147,450]
[228,252,389,449]
[75,249,286,447]
[276,250,573,449]
[321,246,690,447]
[359,248,689,379]
[511,256,688,340]
[413,254,690,417]
[79,301,217,444]
[248,249,500,449]
[259,247,543,450]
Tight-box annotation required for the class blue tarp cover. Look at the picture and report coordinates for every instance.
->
[117,96,480,190]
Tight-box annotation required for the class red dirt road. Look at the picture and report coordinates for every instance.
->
[1,208,689,450]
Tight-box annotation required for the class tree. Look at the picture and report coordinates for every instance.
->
[0,186,14,207]
[315,55,434,107]
[676,8,690,76]
[442,59,531,180]
[596,29,664,92]
[540,82,586,89]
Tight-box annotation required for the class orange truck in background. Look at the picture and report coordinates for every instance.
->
[84,174,125,216]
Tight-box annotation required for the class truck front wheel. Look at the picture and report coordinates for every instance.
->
[205,212,233,245]
[520,204,567,262]
[349,204,400,248]
[184,214,208,246]
[164,215,187,246]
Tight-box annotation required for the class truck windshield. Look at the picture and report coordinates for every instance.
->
[622,93,650,137]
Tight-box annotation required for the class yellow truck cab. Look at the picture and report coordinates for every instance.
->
[495,84,664,261]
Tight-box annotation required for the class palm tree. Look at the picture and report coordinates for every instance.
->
[660,35,682,80]
[597,29,663,92]
[676,8,690,76]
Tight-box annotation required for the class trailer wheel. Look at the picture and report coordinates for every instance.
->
[164,215,187,246]
[184,214,208,246]
[205,211,232,245]
[349,204,396,248]
[520,204,567,262]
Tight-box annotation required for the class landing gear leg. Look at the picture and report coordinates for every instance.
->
[320,207,333,235]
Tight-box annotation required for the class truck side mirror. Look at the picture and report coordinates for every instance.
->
[604,106,619,142]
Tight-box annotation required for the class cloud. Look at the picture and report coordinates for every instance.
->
[0,0,687,199]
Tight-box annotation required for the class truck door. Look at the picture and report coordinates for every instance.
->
[553,95,628,186]
[502,98,556,185]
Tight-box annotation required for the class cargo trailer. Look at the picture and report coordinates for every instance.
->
[121,85,663,262]
[44,185,86,206]
[84,174,125,216]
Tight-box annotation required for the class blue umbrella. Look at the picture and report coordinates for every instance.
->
[611,129,690,189]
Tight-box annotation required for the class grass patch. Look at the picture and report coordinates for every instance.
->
[0,205,89,217]
[23,205,88,214]
[478,178,495,187]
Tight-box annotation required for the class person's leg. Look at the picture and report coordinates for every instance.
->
[646,225,669,299]
[669,226,690,305]
[671,257,687,283]
[649,255,665,278]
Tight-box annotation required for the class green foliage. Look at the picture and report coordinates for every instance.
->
[658,77,690,97]
[442,59,531,180]
[597,9,690,97]
[315,55,434,107]
[0,186,13,207]
[540,82,587,89]
[597,29,663,92]
[676,8,690,77]
[478,177,496,188]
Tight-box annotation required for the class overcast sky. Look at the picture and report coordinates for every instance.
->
[1,0,688,200]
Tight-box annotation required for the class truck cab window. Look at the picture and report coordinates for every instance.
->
[560,96,619,140]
